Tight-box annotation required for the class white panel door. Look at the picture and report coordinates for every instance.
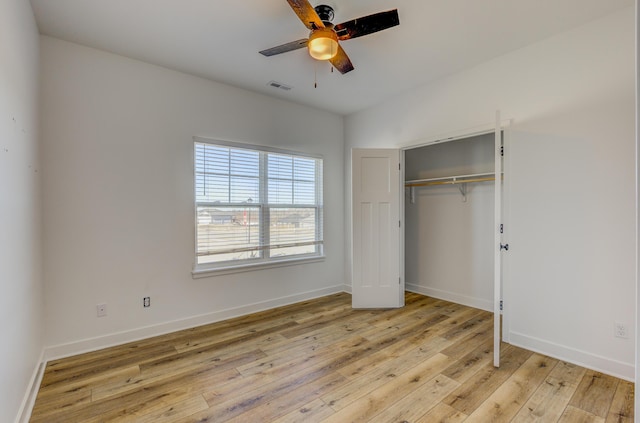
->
[352,149,403,308]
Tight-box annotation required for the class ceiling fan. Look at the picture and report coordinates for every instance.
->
[259,0,400,74]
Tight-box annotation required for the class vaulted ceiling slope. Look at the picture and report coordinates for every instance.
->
[30,0,633,115]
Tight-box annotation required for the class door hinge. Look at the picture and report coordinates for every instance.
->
[500,224,504,234]
[500,300,503,311]
[398,163,401,171]
[399,220,401,228]
[500,243,509,251]
[399,277,401,284]
[500,146,504,157]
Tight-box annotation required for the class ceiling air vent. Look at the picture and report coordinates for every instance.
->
[267,81,292,91]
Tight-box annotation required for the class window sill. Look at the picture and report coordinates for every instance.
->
[192,255,326,279]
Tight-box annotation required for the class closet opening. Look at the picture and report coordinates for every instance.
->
[403,132,497,312]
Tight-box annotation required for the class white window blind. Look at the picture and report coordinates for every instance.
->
[194,140,323,270]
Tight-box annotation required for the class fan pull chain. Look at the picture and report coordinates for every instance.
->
[314,62,317,88]
[330,38,335,73]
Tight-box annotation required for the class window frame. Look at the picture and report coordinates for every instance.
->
[192,137,325,277]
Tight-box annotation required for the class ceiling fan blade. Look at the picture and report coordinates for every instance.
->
[286,0,325,30]
[334,9,399,41]
[259,39,308,56]
[329,44,354,74]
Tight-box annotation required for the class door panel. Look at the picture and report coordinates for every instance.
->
[352,149,402,308]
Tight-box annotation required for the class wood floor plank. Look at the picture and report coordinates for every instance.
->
[463,353,558,422]
[235,335,369,378]
[138,338,271,378]
[118,394,210,423]
[181,368,345,422]
[438,318,493,359]
[204,334,371,402]
[31,386,192,423]
[226,372,345,422]
[30,292,632,423]
[272,398,335,423]
[418,307,486,339]
[323,338,451,411]
[442,344,533,415]
[167,293,348,354]
[140,346,263,383]
[439,311,492,341]
[569,370,620,418]
[277,305,367,339]
[173,322,294,354]
[29,386,93,420]
[40,343,178,389]
[34,364,140,400]
[559,405,606,423]
[201,331,396,409]
[321,353,453,422]
[374,374,460,423]
[338,307,482,381]
[366,295,439,328]
[512,360,586,422]
[414,299,464,317]
[606,380,634,423]
[416,402,468,423]
[441,338,493,383]
[362,310,451,344]
[92,364,240,403]
[259,319,374,357]
[336,334,451,380]
[30,365,142,421]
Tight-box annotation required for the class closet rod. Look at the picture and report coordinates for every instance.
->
[406,176,495,187]
[405,176,497,188]
[405,171,494,185]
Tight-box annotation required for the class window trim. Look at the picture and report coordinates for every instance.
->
[192,136,325,277]
[192,255,326,278]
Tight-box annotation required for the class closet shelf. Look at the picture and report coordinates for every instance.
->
[405,172,500,203]
[405,172,496,187]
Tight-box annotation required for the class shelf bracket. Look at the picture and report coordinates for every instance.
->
[458,182,467,202]
[405,186,416,204]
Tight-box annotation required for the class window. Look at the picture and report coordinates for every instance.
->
[193,138,323,273]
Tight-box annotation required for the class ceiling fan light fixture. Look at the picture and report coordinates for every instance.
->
[308,28,338,60]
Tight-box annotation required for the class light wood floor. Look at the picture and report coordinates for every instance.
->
[30,292,633,422]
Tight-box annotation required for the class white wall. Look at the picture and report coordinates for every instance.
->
[40,36,345,356]
[0,1,44,421]
[345,7,635,379]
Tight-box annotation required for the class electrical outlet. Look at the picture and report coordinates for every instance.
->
[143,297,150,308]
[97,303,107,317]
[614,322,628,339]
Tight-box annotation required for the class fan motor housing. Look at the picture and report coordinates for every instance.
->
[314,5,335,24]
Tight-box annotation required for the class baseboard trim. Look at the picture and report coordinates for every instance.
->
[509,331,634,382]
[15,349,46,423]
[44,285,346,361]
[406,283,492,312]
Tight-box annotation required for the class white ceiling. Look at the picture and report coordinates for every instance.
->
[30,0,633,115]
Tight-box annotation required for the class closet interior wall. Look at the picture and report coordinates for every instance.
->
[404,133,495,311]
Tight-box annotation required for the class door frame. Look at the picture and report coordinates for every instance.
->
[398,118,511,365]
